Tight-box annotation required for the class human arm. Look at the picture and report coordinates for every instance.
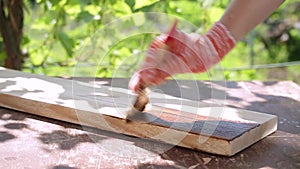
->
[129,0,285,92]
[221,0,285,41]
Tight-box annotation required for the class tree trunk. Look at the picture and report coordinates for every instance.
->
[0,0,24,70]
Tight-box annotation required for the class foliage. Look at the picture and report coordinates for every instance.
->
[0,0,299,83]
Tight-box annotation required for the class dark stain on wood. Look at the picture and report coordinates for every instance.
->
[130,108,259,141]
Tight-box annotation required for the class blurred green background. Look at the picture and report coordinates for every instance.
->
[0,0,299,83]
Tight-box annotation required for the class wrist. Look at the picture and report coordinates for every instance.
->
[206,21,236,59]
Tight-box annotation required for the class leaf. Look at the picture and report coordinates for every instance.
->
[134,0,159,10]
[168,1,203,25]
[76,11,93,22]
[84,5,101,15]
[97,67,112,77]
[65,0,81,6]
[132,13,145,26]
[49,0,60,6]
[0,50,6,65]
[118,47,131,57]
[64,3,81,17]
[125,0,135,11]
[112,1,132,15]
[29,47,47,66]
[208,7,224,22]
[21,35,30,46]
[55,30,75,57]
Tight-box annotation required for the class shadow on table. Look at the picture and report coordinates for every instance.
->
[52,165,80,169]
[0,131,16,142]
[37,130,108,150]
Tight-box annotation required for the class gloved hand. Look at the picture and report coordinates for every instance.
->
[129,21,236,93]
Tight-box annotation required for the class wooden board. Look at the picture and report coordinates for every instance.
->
[0,67,277,156]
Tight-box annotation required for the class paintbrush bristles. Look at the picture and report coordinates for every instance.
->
[125,85,149,122]
[133,86,149,112]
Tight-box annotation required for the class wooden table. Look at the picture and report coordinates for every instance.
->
[0,78,299,169]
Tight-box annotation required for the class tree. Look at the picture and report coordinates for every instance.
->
[0,0,24,70]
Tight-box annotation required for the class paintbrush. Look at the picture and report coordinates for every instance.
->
[125,20,178,122]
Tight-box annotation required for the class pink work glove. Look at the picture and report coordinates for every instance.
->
[129,21,236,93]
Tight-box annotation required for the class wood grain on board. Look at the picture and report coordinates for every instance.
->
[0,67,277,156]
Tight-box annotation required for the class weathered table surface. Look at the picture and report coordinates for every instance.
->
[0,78,299,169]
